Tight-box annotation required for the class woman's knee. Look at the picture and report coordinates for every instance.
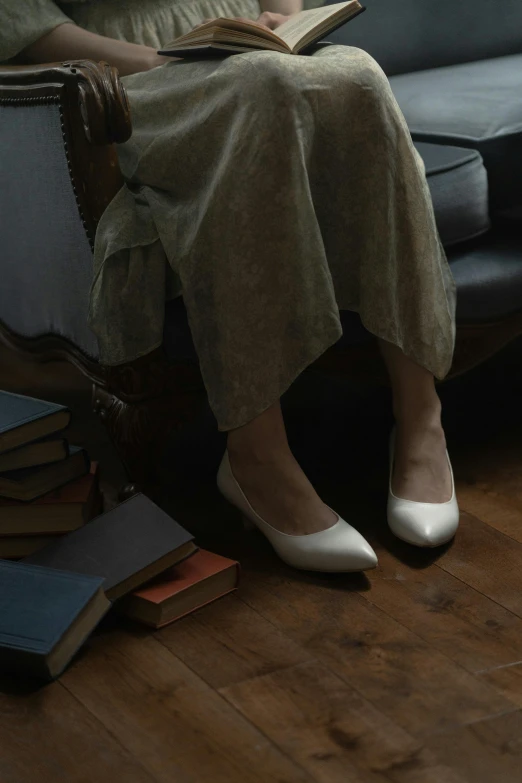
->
[231,52,303,107]
[229,47,402,140]
[306,45,397,123]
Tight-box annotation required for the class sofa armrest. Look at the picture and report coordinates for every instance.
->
[0,60,132,243]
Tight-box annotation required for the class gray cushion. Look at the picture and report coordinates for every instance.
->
[390,55,522,218]
[415,142,489,246]
[326,0,522,77]
[449,233,522,323]
[334,235,522,328]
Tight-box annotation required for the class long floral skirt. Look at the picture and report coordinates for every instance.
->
[90,45,456,430]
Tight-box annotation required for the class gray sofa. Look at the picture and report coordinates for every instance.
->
[328,0,522,324]
[0,1,521,494]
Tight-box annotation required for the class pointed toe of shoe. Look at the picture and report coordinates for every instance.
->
[348,532,378,570]
[387,499,459,548]
[218,451,376,573]
[272,520,378,573]
[387,438,459,548]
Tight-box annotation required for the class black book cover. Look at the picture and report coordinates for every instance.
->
[24,493,197,600]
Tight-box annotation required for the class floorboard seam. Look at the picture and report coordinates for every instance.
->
[58,681,160,783]
[359,560,522,673]
[151,635,319,783]
[237,591,520,742]
[434,558,522,621]
[422,706,522,738]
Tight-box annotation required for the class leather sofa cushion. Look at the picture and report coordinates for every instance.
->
[449,233,522,323]
[339,234,522,329]
[415,142,489,246]
[390,55,522,218]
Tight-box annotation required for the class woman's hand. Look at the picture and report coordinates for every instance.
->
[256,11,291,29]
[193,13,291,31]
[146,51,174,69]
[21,23,175,76]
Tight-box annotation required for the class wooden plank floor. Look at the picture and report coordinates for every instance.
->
[2,341,522,783]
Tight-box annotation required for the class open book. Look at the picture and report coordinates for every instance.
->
[158,0,364,58]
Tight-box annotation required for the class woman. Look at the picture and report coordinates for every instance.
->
[1,0,459,572]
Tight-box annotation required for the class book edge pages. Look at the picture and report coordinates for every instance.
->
[133,552,240,603]
[121,563,240,626]
[277,0,362,53]
[107,540,199,600]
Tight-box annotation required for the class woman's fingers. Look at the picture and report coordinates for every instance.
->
[256,12,291,29]
[193,14,289,32]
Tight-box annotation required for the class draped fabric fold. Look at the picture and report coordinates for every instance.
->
[1,0,456,430]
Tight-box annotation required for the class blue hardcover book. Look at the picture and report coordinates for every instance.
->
[0,560,110,680]
[0,391,70,454]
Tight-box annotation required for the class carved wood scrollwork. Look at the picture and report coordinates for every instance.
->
[0,60,131,144]
[62,59,132,146]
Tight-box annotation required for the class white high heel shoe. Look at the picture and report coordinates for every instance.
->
[387,430,459,547]
[217,451,377,572]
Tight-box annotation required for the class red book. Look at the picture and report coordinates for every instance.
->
[120,549,240,628]
[0,463,101,540]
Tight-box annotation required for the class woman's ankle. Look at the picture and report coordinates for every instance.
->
[227,439,292,469]
[226,401,290,466]
[393,393,442,433]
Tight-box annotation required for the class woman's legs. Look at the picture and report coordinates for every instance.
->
[203,50,454,535]
[227,402,337,535]
[226,339,452,537]
[379,339,452,503]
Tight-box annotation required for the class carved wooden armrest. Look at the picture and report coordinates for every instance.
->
[0,60,132,242]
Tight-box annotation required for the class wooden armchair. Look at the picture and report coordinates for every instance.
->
[0,61,206,497]
[1,60,521,497]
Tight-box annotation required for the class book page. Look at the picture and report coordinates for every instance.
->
[276,0,359,51]
[166,17,285,47]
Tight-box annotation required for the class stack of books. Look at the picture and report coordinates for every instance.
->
[0,391,101,558]
[0,493,239,681]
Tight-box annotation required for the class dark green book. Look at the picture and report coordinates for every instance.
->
[0,446,89,501]
[0,391,70,454]
[0,435,69,473]
[0,560,110,680]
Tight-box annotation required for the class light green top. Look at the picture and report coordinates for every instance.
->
[0,0,263,61]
